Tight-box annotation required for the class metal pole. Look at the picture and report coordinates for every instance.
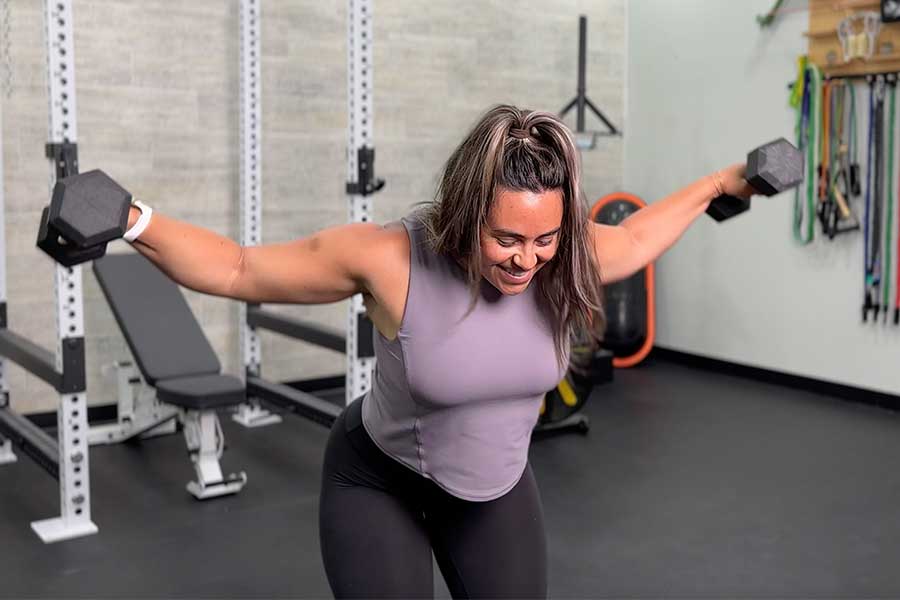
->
[0,83,14,466]
[32,0,97,543]
[345,0,377,405]
[233,0,280,428]
[576,15,587,133]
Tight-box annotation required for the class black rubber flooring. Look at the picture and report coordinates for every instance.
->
[2,358,900,598]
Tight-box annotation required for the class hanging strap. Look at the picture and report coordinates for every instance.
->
[895,173,900,323]
[870,77,886,321]
[790,55,807,107]
[827,81,855,235]
[849,83,860,194]
[831,80,845,236]
[820,79,831,204]
[794,63,819,244]
[863,76,877,320]
[883,79,896,321]
[895,118,900,324]
[827,80,839,237]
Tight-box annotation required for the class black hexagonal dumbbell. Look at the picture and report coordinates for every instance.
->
[36,169,132,266]
[706,138,804,222]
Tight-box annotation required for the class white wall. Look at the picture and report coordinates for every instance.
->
[625,0,900,395]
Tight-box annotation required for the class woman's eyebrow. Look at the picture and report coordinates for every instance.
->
[492,227,561,238]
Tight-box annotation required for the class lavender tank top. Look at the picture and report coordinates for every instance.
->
[361,213,567,501]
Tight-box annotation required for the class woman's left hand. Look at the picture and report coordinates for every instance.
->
[714,163,757,199]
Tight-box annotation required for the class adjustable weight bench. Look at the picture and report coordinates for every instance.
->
[93,252,247,499]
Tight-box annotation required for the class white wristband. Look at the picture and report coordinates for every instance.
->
[123,200,153,242]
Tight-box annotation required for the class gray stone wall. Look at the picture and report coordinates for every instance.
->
[0,0,624,413]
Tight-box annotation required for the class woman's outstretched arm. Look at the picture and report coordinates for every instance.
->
[126,207,394,304]
[591,164,754,283]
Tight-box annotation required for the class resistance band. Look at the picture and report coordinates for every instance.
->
[894,161,900,325]
[883,80,896,322]
[868,77,885,322]
[825,80,841,236]
[849,84,860,197]
[864,77,875,320]
[793,61,820,245]
[821,79,831,205]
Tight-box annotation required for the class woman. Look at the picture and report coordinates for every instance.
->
[124,105,754,598]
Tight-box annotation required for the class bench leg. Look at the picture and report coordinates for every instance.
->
[232,400,282,428]
[182,410,246,499]
[0,437,16,464]
[90,361,178,446]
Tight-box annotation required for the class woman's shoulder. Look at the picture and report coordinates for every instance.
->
[378,210,429,253]
[354,220,412,286]
[377,220,411,253]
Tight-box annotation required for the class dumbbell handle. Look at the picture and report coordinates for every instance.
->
[36,206,108,266]
[707,193,752,222]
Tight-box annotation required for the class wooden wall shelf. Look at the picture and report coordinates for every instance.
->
[809,0,900,77]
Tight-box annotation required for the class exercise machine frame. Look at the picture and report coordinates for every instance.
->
[0,0,98,543]
[234,0,382,430]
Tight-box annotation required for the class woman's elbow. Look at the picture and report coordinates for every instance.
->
[222,246,248,300]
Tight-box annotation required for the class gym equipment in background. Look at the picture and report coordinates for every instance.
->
[535,334,613,437]
[92,254,248,500]
[0,0,99,543]
[233,0,383,431]
[592,192,655,368]
[558,15,621,150]
[818,78,862,241]
[865,75,886,322]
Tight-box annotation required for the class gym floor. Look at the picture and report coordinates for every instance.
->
[3,357,900,598]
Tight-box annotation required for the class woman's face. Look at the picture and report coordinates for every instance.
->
[479,187,564,295]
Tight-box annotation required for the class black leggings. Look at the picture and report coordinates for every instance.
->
[319,398,548,599]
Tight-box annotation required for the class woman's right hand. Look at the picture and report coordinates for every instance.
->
[713,163,756,199]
